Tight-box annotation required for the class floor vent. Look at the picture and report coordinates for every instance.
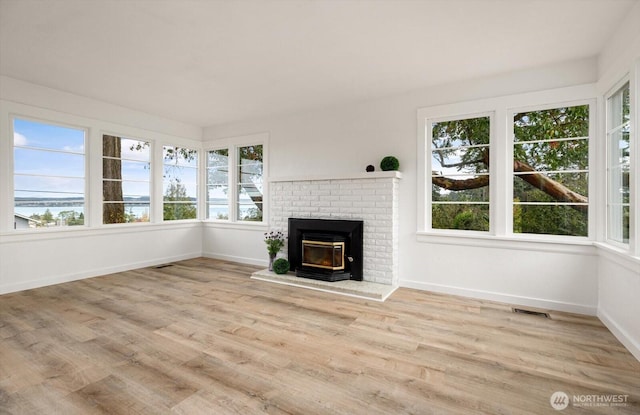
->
[512,308,550,318]
[154,264,174,269]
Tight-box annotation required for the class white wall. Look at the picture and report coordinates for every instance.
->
[0,76,204,294]
[594,1,640,361]
[597,250,640,361]
[0,224,202,293]
[202,223,268,266]
[203,57,600,315]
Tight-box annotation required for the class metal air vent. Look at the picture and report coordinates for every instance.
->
[512,308,550,318]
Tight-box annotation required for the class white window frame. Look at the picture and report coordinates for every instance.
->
[161,145,199,222]
[424,111,495,234]
[605,78,631,248]
[508,99,595,240]
[10,114,89,231]
[101,133,153,225]
[204,132,268,226]
[417,85,596,248]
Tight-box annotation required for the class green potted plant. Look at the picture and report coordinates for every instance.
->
[264,230,285,271]
[272,258,290,275]
[380,155,400,171]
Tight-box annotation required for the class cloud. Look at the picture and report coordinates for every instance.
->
[14,132,28,146]
[63,144,85,153]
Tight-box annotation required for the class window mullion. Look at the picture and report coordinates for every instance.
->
[494,107,509,237]
[229,146,238,222]
[630,70,638,255]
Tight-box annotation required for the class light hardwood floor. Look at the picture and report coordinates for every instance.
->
[0,258,638,414]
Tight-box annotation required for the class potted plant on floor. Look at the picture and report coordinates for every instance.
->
[264,230,285,271]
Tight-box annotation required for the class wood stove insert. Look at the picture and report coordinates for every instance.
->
[288,218,363,282]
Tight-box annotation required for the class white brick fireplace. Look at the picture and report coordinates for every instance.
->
[269,171,401,285]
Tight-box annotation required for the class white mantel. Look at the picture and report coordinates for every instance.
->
[269,170,402,183]
[269,171,401,285]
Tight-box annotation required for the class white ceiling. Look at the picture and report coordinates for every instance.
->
[0,0,636,127]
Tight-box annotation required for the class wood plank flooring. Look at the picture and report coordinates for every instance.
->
[1,257,638,414]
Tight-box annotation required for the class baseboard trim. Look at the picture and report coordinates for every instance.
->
[202,251,268,267]
[598,308,640,362]
[399,279,597,316]
[0,252,202,295]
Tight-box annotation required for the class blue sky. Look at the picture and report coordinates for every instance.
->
[14,118,255,203]
[14,118,86,199]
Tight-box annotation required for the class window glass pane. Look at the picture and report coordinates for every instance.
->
[119,139,150,161]
[103,159,150,180]
[206,145,264,223]
[514,139,588,171]
[432,117,490,147]
[209,205,229,220]
[208,168,228,185]
[432,182,490,203]
[103,203,150,223]
[103,135,151,224]
[512,105,589,236]
[432,204,489,231]
[163,171,197,199]
[237,145,263,222]
[514,172,589,200]
[15,176,85,195]
[163,146,198,221]
[239,160,263,179]
[163,146,198,167]
[14,148,85,177]
[163,203,197,221]
[237,185,263,221]
[513,205,588,237]
[13,118,84,151]
[432,147,489,175]
[238,203,263,222]
[13,118,86,229]
[431,116,490,231]
[120,181,151,199]
[607,83,630,244]
[609,166,630,204]
[514,105,589,142]
[208,149,229,167]
[207,149,230,220]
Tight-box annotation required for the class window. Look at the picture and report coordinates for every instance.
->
[207,149,230,220]
[606,83,630,244]
[430,115,491,231]
[237,145,263,222]
[102,135,151,224]
[163,146,198,221]
[207,144,264,222]
[13,117,86,229]
[512,104,590,237]
[419,87,595,242]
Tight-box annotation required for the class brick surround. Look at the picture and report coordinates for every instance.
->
[269,172,401,285]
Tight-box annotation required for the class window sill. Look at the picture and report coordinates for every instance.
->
[203,220,268,232]
[1,221,202,244]
[416,231,595,255]
[593,242,640,272]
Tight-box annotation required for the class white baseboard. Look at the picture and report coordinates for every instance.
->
[399,279,597,316]
[202,251,268,267]
[598,308,640,362]
[0,251,202,295]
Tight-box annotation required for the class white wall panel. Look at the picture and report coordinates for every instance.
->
[203,58,601,314]
[0,224,202,294]
[0,76,204,294]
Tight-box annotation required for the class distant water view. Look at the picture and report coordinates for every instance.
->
[15,206,152,217]
[14,206,229,220]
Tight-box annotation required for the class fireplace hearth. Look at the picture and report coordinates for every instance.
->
[288,218,363,282]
